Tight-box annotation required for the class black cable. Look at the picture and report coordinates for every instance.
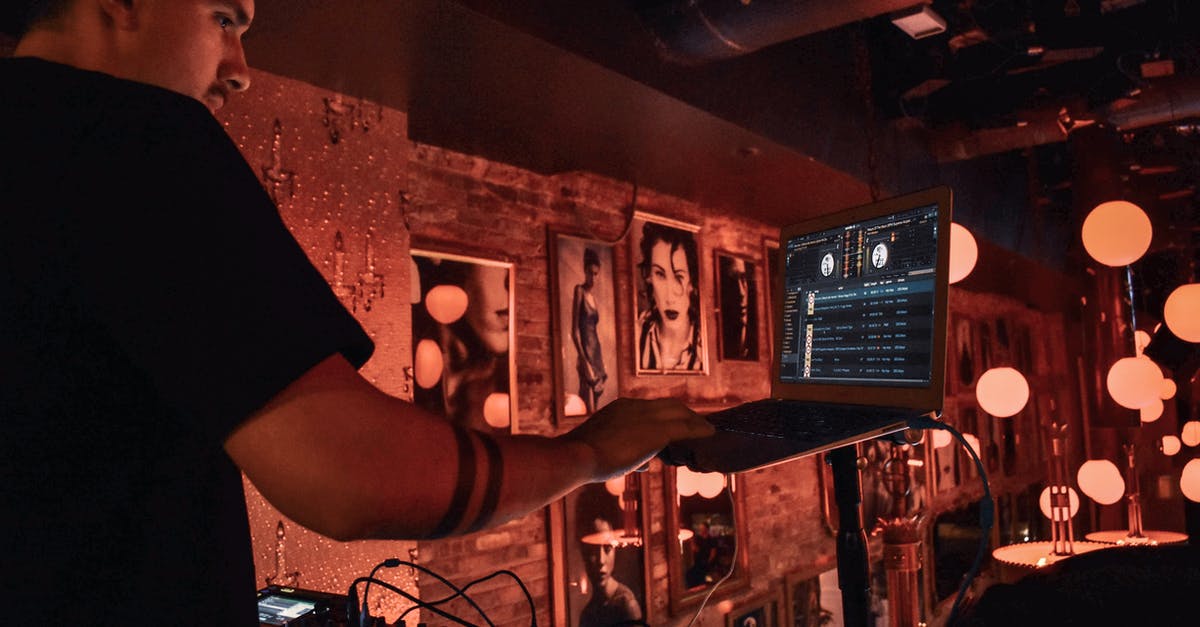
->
[358,559,494,627]
[399,569,536,627]
[907,415,995,626]
[348,576,479,627]
[360,559,394,623]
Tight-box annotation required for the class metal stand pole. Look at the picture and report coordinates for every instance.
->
[830,444,871,627]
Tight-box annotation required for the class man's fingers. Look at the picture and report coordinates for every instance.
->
[656,416,715,442]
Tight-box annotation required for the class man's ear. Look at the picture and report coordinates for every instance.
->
[97,0,138,31]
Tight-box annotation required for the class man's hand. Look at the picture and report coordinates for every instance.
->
[563,397,715,481]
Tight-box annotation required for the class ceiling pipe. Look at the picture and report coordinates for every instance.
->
[1103,75,1200,132]
[636,0,926,64]
[930,75,1200,162]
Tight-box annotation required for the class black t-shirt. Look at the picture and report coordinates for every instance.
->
[0,58,374,625]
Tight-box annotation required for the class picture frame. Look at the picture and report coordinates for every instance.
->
[952,315,975,392]
[761,237,782,364]
[818,439,916,534]
[664,466,749,615]
[629,211,708,375]
[782,570,826,627]
[549,230,621,424]
[713,250,760,362]
[409,249,518,434]
[550,475,652,627]
[725,590,782,627]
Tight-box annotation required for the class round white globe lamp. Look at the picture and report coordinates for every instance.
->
[1105,356,1163,409]
[1080,200,1152,267]
[948,223,978,284]
[975,367,1030,418]
[1076,460,1125,505]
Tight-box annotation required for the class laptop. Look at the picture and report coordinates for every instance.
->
[658,186,953,473]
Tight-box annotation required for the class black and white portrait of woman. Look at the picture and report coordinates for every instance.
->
[553,233,620,420]
[632,216,707,374]
[410,250,516,433]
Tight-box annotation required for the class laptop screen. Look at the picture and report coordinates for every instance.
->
[776,191,947,393]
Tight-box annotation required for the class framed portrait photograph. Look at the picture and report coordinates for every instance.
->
[714,251,759,362]
[783,570,828,627]
[552,476,651,627]
[952,315,975,392]
[409,249,518,434]
[761,237,781,364]
[630,212,708,375]
[725,591,782,627]
[549,231,620,423]
[664,467,749,614]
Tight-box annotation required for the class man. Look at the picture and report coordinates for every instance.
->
[718,255,757,360]
[0,1,713,623]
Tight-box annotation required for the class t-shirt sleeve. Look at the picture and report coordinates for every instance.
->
[68,89,374,442]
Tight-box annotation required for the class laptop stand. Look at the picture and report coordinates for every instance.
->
[829,445,871,627]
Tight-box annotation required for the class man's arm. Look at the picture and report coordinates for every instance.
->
[225,353,713,541]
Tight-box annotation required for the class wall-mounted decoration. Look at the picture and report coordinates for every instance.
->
[957,407,980,480]
[410,249,517,433]
[762,237,781,363]
[321,94,383,145]
[782,570,827,626]
[264,520,300,587]
[630,212,708,374]
[549,231,620,423]
[664,467,749,614]
[261,118,296,204]
[551,476,650,627]
[330,228,386,313]
[725,590,782,627]
[975,319,994,373]
[953,316,975,392]
[714,251,759,362]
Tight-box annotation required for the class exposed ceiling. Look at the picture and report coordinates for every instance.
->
[240,0,1196,276]
[5,1,1194,275]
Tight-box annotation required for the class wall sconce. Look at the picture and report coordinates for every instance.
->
[676,466,726,499]
[331,229,386,313]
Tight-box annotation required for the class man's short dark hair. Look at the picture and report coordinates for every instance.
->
[3,0,73,37]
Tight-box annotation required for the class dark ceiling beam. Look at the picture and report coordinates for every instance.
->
[245,0,873,226]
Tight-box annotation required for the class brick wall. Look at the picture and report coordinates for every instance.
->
[217,68,843,625]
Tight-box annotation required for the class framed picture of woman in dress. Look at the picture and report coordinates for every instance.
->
[714,251,759,361]
[410,249,518,434]
[550,231,620,423]
[630,212,708,375]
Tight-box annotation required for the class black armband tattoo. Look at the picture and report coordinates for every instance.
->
[466,432,503,533]
[429,424,475,538]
